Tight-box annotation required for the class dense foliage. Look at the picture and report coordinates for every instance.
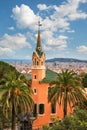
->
[43,107,87,130]
[0,61,18,85]
[82,73,87,88]
[0,61,34,130]
[48,69,86,117]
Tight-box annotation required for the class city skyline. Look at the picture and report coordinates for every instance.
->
[0,0,87,60]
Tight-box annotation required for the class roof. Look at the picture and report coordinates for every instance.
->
[36,31,42,51]
[36,50,44,57]
[35,30,43,58]
[40,69,58,83]
[26,69,58,83]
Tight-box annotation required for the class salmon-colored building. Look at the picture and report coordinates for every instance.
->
[31,25,72,129]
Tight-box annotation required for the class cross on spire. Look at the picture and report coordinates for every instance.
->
[38,21,42,31]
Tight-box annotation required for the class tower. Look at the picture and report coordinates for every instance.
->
[31,21,73,130]
[32,21,46,81]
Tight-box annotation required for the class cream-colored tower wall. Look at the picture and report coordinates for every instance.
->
[32,51,46,81]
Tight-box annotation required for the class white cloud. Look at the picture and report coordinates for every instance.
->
[8,26,15,30]
[0,33,32,58]
[25,32,35,42]
[69,11,87,20]
[12,4,38,29]
[37,0,87,33]
[43,45,53,51]
[37,4,48,10]
[12,1,87,33]
[25,55,31,59]
[77,45,87,54]
[41,30,68,51]
[67,29,75,33]
[0,33,31,50]
[52,0,87,21]
[0,47,14,58]
[10,2,87,58]
[0,47,13,53]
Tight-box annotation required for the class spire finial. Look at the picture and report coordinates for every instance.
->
[38,20,42,31]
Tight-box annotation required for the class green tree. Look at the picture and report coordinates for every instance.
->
[0,63,34,130]
[63,107,87,130]
[0,61,17,85]
[43,107,87,130]
[48,69,86,117]
[82,73,87,88]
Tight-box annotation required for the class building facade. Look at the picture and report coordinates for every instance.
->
[31,27,72,129]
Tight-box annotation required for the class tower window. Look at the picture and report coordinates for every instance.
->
[41,61,43,65]
[35,58,36,65]
[33,61,34,65]
[51,103,56,114]
[37,61,39,65]
[39,104,44,114]
[34,75,37,79]
[32,104,37,117]
[34,88,37,94]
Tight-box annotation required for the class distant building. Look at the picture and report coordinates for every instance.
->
[31,24,72,129]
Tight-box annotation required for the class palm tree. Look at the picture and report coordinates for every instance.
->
[48,69,86,117]
[0,71,34,130]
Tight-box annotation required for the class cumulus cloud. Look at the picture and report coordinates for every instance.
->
[47,35,68,47]
[0,33,31,50]
[42,30,68,51]
[0,33,31,58]
[53,0,87,21]
[12,4,38,29]
[43,45,53,51]
[37,4,48,10]
[25,55,31,59]
[37,0,87,53]
[0,47,14,58]
[12,1,87,32]
[38,0,87,32]
[11,1,87,57]
[8,26,15,30]
[77,45,87,54]
[0,47,13,54]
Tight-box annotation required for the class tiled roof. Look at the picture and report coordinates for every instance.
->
[40,69,58,83]
[26,69,58,83]
[36,50,43,57]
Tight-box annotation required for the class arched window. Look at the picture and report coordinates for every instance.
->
[37,61,39,65]
[41,61,43,65]
[33,104,37,117]
[34,88,37,94]
[33,60,35,65]
[34,75,37,79]
[39,104,44,114]
[51,103,56,114]
[35,58,36,65]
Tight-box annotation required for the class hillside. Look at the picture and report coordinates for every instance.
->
[46,58,87,63]
[0,58,87,64]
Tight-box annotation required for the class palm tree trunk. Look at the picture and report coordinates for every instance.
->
[12,99,16,130]
[64,89,68,117]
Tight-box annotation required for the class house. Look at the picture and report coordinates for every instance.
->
[31,25,72,129]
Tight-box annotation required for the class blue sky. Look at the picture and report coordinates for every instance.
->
[0,0,87,60]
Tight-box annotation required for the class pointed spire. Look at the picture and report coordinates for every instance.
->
[36,21,42,52]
